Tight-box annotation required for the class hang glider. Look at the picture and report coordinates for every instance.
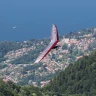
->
[34,24,59,63]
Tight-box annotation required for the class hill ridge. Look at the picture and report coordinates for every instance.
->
[0,27,96,87]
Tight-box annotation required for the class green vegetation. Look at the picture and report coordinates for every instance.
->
[0,39,44,63]
[1,50,96,96]
[0,79,43,96]
[43,50,96,96]
[11,44,44,64]
[0,28,96,96]
[0,64,8,69]
[0,41,23,63]
[0,41,23,58]
[19,63,59,85]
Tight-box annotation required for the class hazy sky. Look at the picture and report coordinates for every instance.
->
[0,0,96,41]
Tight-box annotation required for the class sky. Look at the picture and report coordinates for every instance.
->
[0,0,96,41]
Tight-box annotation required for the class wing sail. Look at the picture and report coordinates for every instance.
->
[51,24,59,42]
[34,24,59,63]
[34,42,56,63]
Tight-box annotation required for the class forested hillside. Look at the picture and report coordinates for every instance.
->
[0,79,43,96]
[0,41,23,62]
[43,50,96,96]
[0,27,96,86]
[0,50,96,96]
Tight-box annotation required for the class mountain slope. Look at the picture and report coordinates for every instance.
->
[43,50,96,96]
[0,27,96,86]
[0,79,43,96]
[1,50,96,96]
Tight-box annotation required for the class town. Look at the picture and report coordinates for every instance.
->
[0,28,96,87]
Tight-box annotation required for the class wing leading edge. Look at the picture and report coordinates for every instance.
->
[34,24,59,63]
[51,24,59,42]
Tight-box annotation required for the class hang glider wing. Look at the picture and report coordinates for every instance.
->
[34,24,59,63]
[51,24,59,42]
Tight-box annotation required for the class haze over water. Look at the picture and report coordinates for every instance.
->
[0,0,96,41]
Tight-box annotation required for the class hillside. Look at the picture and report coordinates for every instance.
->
[0,49,96,96]
[43,50,96,96]
[0,27,96,86]
[0,79,43,96]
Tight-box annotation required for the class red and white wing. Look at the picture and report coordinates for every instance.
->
[34,24,59,63]
[51,24,59,42]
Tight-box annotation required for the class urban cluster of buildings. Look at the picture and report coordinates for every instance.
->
[0,28,96,87]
